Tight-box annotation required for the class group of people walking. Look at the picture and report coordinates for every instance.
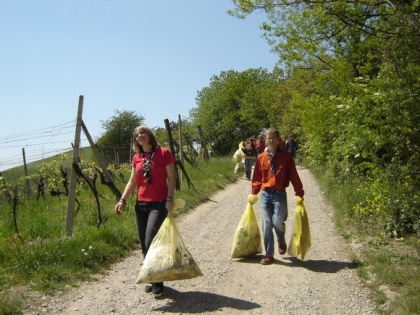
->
[114,125,304,296]
[240,133,298,180]
[239,135,267,179]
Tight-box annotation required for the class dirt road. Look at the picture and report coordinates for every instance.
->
[24,167,377,314]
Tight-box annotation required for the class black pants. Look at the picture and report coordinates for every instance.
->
[134,200,168,257]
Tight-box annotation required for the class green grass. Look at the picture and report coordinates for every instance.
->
[0,155,237,315]
[0,291,23,315]
[310,165,420,315]
[362,241,420,315]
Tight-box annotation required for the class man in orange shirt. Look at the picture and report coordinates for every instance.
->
[251,127,304,265]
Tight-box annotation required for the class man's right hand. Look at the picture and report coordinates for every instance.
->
[248,194,258,204]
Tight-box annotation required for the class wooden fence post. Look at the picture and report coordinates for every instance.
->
[22,148,31,199]
[81,120,121,200]
[178,115,184,182]
[164,119,180,190]
[66,95,83,237]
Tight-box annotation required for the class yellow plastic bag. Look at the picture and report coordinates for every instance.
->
[233,149,245,163]
[136,201,203,284]
[287,196,311,260]
[234,161,245,176]
[231,195,262,258]
[233,141,245,163]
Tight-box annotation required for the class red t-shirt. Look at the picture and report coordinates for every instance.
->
[131,146,176,202]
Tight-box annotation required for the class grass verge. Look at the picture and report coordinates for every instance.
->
[310,166,420,315]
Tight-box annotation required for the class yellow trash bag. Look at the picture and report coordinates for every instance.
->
[234,161,245,176]
[287,196,311,260]
[136,199,203,284]
[233,149,245,163]
[231,194,262,258]
[233,141,246,176]
[233,141,245,162]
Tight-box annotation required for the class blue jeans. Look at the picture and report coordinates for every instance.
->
[260,189,288,256]
[244,158,255,179]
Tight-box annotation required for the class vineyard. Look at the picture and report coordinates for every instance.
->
[0,150,236,314]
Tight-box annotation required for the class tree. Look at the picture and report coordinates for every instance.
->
[230,0,420,177]
[96,110,145,165]
[230,0,419,74]
[230,0,420,236]
[190,68,283,155]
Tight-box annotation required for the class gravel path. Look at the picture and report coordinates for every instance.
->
[24,167,377,314]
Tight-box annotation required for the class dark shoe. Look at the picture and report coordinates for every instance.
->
[279,243,287,255]
[260,256,274,265]
[144,283,153,293]
[152,282,164,294]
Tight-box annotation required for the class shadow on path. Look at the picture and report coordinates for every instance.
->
[284,257,359,273]
[153,288,261,313]
[234,255,358,273]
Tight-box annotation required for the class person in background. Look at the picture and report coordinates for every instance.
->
[254,134,266,156]
[115,125,176,294]
[285,135,298,160]
[242,137,257,180]
[251,128,304,265]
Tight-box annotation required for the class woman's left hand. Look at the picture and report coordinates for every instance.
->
[166,200,174,212]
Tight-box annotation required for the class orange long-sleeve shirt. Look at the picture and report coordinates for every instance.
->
[252,149,304,197]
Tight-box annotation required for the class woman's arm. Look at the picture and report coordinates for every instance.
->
[115,167,137,215]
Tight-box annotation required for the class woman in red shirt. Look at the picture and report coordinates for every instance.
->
[115,125,176,294]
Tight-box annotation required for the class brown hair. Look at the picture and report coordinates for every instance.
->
[132,125,158,152]
[265,127,280,139]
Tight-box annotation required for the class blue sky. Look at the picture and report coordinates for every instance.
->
[0,0,278,171]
